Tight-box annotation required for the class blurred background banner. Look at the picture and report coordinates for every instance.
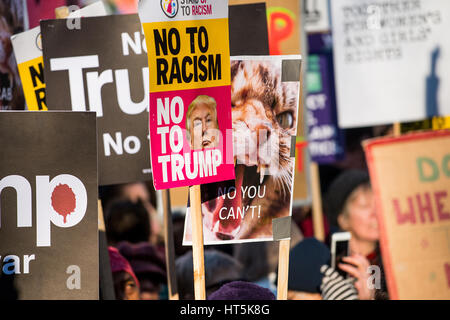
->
[306,33,345,164]
[303,0,331,33]
[331,0,450,128]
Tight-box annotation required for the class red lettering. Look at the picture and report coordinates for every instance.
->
[416,192,434,223]
[268,11,294,55]
[393,197,416,225]
[295,141,308,172]
[435,191,450,221]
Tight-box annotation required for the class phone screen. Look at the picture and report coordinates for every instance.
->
[335,239,350,278]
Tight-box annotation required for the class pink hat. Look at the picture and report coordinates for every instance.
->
[108,246,140,288]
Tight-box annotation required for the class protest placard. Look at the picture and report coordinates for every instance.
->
[11,1,107,111]
[138,0,234,190]
[0,111,98,300]
[331,0,450,128]
[41,14,151,186]
[168,1,272,213]
[183,55,302,245]
[139,0,234,300]
[364,130,450,299]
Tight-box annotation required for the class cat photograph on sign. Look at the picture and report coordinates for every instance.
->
[183,55,302,245]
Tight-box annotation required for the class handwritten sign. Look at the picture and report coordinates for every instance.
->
[364,130,450,299]
[139,0,234,190]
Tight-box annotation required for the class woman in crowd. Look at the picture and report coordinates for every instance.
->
[324,169,388,300]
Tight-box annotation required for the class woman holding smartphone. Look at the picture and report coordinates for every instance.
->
[325,169,388,300]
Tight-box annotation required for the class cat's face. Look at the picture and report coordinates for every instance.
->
[231,60,297,191]
[198,60,299,241]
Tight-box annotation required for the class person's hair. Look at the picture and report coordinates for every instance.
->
[340,182,372,220]
[185,95,219,134]
[105,199,151,245]
[324,169,370,228]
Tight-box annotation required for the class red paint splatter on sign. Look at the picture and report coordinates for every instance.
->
[51,184,76,223]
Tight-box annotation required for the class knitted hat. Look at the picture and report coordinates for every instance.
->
[116,241,167,292]
[324,169,370,228]
[288,238,330,293]
[176,249,244,299]
[108,246,140,288]
[208,281,275,300]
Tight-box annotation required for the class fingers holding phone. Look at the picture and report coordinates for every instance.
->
[338,254,375,300]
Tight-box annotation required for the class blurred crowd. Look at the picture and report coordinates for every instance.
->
[101,126,390,300]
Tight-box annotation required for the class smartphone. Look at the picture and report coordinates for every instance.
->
[331,232,351,278]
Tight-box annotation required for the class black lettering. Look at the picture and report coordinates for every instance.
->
[185,27,197,54]
[169,57,182,84]
[154,29,167,56]
[193,55,198,82]
[34,87,46,110]
[181,56,193,83]
[198,26,208,53]
[198,55,208,81]
[208,54,221,80]
[156,58,169,85]
[29,63,44,87]
[168,28,181,55]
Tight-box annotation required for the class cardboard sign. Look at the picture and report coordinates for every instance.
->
[364,131,450,299]
[0,111,98,300]
[11,1,107,111]
[303,0,331,33]
[183,55,302,245]
[139,0,235,190]
[41,14,151,186]
[331,0,450,128]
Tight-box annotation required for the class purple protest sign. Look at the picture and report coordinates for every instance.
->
[306,34,345,164]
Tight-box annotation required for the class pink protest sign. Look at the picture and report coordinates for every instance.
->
[140,1,234,190]
[149,86,235,189]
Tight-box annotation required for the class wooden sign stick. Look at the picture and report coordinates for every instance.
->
[55,6,70,19]
[393,122,401,137]
[189,184,206,300]
[277,239,290,300]
[310,161,325,242]
[162,189,179,300]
